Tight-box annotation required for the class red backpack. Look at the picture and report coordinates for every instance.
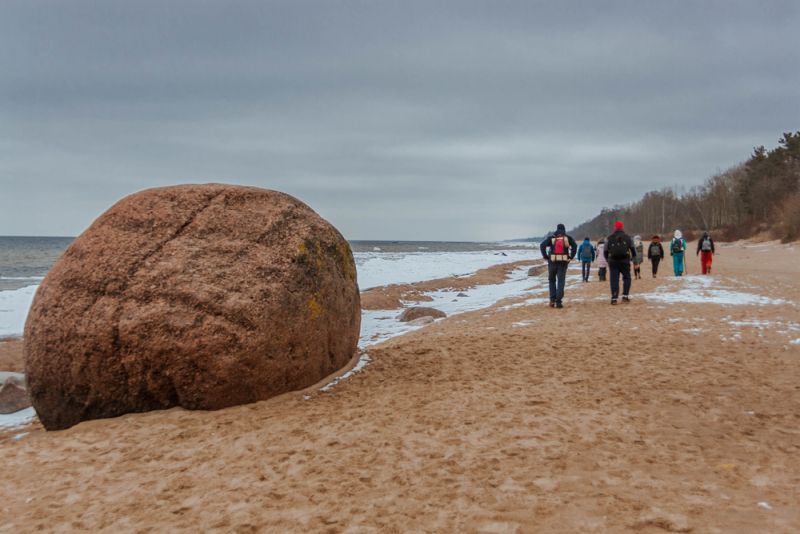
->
[553,236,567,254]
[551,236,570,261]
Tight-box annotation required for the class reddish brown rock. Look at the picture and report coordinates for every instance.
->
[0,378,30,414]
[397,307,446,322]
[24,184,360,430]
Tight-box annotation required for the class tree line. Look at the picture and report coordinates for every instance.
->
[571,131,800,242]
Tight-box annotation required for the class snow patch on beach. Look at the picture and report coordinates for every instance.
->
[724,318,772,329]
[641,276,787,306]
[0,285,37,338]
[0,407,36,430]
[320,353,372,393]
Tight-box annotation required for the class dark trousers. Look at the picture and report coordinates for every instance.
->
[651,257,661,276]
[581,261,591,281]
[598,266,607,281]
[548,261,569,303]
[608,260,631,299]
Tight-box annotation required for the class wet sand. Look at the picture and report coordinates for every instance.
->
[0,339,24,373]
[1,241,799,532]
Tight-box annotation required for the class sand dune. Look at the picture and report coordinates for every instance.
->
[2,241,799,532]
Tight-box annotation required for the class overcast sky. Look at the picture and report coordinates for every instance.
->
[1,1,798,240]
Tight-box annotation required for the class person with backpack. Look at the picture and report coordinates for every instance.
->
[670,229,687,276]
[539,223,577,308]
[576,237,595,282]
[603,221,636,305]
[696,231,716,274]
[596,238,607,281]
[632,235,644,280]
[647,235,664,278]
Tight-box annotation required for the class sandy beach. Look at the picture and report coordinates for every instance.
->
[2,241,799,532]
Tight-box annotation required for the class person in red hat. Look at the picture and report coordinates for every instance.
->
[603,221,636,304]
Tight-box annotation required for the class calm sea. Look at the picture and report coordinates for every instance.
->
[0,237,536,291]
[348,240,534,254]
[0,236,74,290]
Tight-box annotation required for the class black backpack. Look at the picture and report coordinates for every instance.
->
[649,243,661,258]
[607,235,629,260]
[671,238,684,254]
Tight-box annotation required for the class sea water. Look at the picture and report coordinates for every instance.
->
[0,237,541,339]
[351,240,537,289]
[0,236,73,291]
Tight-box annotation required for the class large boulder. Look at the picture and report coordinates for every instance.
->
[24,184,360,430]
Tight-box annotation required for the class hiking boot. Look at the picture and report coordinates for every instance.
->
[549,301,555,308]
[622,296,630,303]
[611,298,617,305]
[556,302,563,309]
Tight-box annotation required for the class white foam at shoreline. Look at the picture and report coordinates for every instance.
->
[354,249,535,290]
[359,266,546,347]
[0,407,36,430]
[0,284,37,338]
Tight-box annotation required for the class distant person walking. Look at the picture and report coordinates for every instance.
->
[596,239,607,281]
[540,223,577,308]
[632,235,644,280]
[696,231,716,274]
[647,235,664,278]
[670,230,687,276]
[604,221,636,305]
[577,237,595,282]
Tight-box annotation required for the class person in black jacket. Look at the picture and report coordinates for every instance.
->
[646,235,665,278]
[539,223,577,309]
[696,231,716,274]
[603,221,637,305]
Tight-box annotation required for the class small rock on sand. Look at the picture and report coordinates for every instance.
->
[407,316,435,326]
[397,307,447,322]
[0,379,30,414]
[528,265,548,277]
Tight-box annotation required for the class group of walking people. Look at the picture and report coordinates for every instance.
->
[540,222,716,307]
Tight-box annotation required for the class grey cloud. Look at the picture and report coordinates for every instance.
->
[1,0,799,239]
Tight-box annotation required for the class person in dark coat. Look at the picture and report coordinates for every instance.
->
[696,231,716,274]
[539,223,577,308]
[647,235,665,278]
[603,221,636,305]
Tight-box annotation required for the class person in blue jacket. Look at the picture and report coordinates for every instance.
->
[576,237,595,282]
